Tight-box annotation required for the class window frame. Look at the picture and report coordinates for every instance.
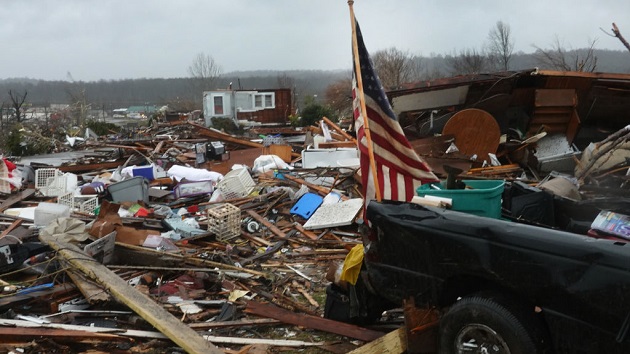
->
[253,92,275,109]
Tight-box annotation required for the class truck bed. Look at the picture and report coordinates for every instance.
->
[363,201,630,351]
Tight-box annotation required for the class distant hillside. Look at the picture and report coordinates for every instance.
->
[0,70,350,110]
[0,49,627,110]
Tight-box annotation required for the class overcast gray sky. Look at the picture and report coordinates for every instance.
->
[1,0,628,81]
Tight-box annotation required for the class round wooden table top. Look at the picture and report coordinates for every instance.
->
[442,108,501,162]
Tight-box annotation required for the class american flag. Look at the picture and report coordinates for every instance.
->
[352,18,438,203]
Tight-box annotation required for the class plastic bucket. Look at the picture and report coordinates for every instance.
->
[417,179,504,219]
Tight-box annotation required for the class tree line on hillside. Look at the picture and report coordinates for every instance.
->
[1,20,630,156]
[1,20,630,124]
[1,49,627,111]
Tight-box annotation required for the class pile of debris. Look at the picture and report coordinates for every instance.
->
[0,118,392,354]
[2,67,630,352]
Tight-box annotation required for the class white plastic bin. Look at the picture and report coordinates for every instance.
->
[34,202,71,226]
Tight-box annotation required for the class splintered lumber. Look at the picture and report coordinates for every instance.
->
[246,210,287,239]
[39,233,221,354]
[0,318,167,340]
[308,126,349,143]
[202,334,324,347]
[114,242,269,278]
[0,318,319,347]
[347,327,407,354]
[0,326,131,344]
[0,189,35,212]
[188,121,264,149]
[244,301,384,342]
[293,222,318,240]
[283,174,349,200]
[66,269,112,303]
[318,141,358,148]
[188,318,280,330]
[466,164,521,176]
[323,116,356,143]
[0,219,23,238]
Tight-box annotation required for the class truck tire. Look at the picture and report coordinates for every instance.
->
[439,294,546,354]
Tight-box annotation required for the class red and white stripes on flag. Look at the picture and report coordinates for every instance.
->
[352,18,438,203]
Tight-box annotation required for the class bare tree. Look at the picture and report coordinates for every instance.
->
[487,21,514,71]
[65,73,90,127]
[534,37,598,72]
[372,47,421,89]
[8,90,28,123]
[0,102,5,130]
[407,56,426,82]
[324,76,353,119]
[188,52,222,93]
[276,73,295,89]
[67,87,90,127]
[601,22,630,53]
[446,48,489,75]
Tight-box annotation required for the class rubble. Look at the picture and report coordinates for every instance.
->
[1,69,630,353]
[0,119,381,353]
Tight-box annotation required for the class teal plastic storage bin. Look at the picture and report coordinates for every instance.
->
[416,179,504,219]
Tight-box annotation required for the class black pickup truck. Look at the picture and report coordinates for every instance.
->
[356,200,630,353]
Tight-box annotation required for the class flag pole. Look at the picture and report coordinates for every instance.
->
[348,0,382,202]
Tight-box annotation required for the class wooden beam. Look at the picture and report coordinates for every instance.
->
[0,219,23,239]
[0,326,131,344]
[293,222,318,240]
[346,327,407,354]
[323,116,356,143]
[244,301,384,342]
[39,233,221,354]
[318,141,357,149]
[188,318,280,330]
[66,269,112,303]
[307,126,347,142]
[0,318,167,339]
[246,210,288,240]
[283,174,349,201]
[153,140,165,155]
[188,122,264,149]
[57,161,124,173]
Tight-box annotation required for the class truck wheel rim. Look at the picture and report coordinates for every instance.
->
[454,323,511,353]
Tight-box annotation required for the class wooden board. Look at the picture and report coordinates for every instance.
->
[347,327,407,354]
[0,189,35,212]
[244,300,384,342]
[442,108,500,163]
[39,233,221,354]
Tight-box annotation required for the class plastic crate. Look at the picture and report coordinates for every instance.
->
[217,168,255,200]
[56,193,99,215]
[41,175,69,197]
[207,203,241,241]
[262,135,286,146]
[417,179,505,219]
[36,168,68,196]
[57,192,75,209]
[79,196,99,214]
[35,168,63,189]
